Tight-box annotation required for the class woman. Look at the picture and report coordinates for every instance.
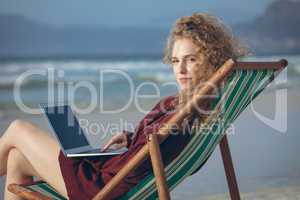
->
[0,13,246,200]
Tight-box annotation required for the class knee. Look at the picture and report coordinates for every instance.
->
[9,119,32,131]
[8,119,36,138]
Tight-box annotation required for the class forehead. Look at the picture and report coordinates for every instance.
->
[172,38,198,58]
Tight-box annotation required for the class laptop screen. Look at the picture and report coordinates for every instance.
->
[42,105,90,150]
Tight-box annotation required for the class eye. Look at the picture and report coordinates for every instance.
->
[171,59,179,64]
[188,57,196,62]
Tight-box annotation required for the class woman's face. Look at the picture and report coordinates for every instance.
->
[171,38,205,90]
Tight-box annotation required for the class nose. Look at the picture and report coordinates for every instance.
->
[178,60,188,74]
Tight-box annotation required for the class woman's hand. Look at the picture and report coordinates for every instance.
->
[102,133,128,152]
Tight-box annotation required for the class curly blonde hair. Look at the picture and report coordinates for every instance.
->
[165,13,248,119]
[163,13,248,69]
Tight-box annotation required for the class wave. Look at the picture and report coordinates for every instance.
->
[135,72,175,83]
[0,61,174,89]
[0,56,300,90]
[0,56,299,111]
[0,59,166,73]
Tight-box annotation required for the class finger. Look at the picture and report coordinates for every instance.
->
[113,143,122,150]
[102,139,114,151]
[102,134,123,151]
[114,142,127,150]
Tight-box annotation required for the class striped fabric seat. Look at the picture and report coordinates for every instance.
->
[21,68,278,200]
[25,181,67,200]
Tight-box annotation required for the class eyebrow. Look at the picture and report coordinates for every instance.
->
[171,54,197,60]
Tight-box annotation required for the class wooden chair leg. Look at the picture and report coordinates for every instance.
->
[148,134,171,200]
[219,135,241,200]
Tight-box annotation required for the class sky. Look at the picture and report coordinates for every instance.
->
[0,0,274,28]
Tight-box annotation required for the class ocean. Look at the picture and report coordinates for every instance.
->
[0,55,299,112]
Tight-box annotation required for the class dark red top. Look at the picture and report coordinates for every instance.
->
[58,95,193,200]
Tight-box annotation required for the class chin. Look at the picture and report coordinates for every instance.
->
[179,84,188,90]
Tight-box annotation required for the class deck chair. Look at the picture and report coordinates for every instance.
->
[8,59,288,200]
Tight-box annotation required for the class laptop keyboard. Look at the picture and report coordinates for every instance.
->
[82,149,102,154]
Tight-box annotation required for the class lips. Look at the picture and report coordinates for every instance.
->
[179,77,192,84]
[179,77,192,81]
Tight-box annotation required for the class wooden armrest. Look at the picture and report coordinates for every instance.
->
[8,183,52,200]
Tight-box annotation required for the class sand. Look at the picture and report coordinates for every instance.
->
[201,184,300,200]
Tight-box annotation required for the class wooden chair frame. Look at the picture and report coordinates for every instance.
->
[8,59,288,200]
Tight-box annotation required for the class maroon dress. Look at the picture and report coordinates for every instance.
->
[58,95,193,200]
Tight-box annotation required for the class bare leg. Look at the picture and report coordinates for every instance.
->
[0,120,68,199]
[4,148,42,200]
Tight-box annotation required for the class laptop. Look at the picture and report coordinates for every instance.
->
[40,103,128,158]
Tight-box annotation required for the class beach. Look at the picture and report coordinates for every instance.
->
[0,55,300,199]
[201,184,300,200]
